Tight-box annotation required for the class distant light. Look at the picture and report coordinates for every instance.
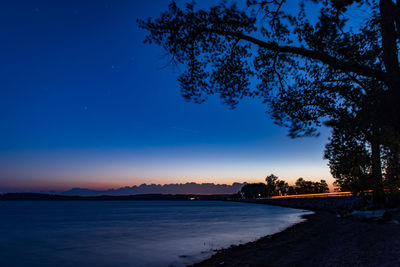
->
[271,191,353,199]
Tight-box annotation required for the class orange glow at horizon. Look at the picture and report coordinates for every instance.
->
[0,147,334,191]
[0,172,334,192]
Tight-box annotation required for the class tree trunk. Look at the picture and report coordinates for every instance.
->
[379,0,400,130]
[370,138,385,206]
[379,0,399,74]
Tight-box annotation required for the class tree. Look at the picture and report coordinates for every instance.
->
[324,102,400,199]
[264,174,290,196]
[287,186,296,195]
[276,179,289,195]
[324,117,374,193]
[295,178,330,194]
[317,180,330,193]
[265,174,278,196]
[240,183,268,198]
[139,0,400,202]
[295,178,312,194]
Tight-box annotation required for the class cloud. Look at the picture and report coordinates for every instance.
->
[61,182,246,196]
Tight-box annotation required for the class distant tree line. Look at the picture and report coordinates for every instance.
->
[239,174,329,199]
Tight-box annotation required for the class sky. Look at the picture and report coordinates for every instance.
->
[0,0,334,192]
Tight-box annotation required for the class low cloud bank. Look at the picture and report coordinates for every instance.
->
[61,182,246,196]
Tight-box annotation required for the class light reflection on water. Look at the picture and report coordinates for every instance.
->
[0,201,312,266]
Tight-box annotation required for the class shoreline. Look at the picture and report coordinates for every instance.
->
[235,196,361,212]
[191,202,400,267]
[189,211,317,267]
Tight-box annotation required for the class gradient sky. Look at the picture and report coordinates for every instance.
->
[0,0,334,192]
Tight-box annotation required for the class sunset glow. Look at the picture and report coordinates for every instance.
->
[0,0,333,193]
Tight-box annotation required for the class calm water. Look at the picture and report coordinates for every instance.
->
[0,201,312,266]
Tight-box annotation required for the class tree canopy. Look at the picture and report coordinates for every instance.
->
[241,175,329,198]
[265,174,288,196]
[139,0,400,203]
[295,177,330,194]
[240,183,268,198]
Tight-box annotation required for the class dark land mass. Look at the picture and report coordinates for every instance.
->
[0,192,231,201]
[192,199,400,267]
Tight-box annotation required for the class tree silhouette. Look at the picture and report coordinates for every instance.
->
[323,81,400,201]
[295,178,329,194]
[276,179,289,195]
[264,174,288,196]
[139,0,400,203]
[240,183,268,198]
[324,112,374,193]
[265,174,279,196]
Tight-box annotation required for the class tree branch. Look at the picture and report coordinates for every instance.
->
[200,28,388,83]
[343,72,368,95]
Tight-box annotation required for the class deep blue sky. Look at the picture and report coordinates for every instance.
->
[0,0,332,191]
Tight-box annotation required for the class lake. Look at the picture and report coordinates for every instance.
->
[0,201,312,266]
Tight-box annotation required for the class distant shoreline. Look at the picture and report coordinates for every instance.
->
[0,192,231,201]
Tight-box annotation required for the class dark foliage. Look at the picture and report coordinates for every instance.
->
[240,183,268,198]
[264,174,328,196]
[295,178,330,194]
[265,174,288,196]
[139,0,400,203]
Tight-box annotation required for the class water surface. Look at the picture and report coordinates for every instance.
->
[0,201,312,266]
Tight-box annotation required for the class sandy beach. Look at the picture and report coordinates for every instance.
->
[192,206,400,266]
